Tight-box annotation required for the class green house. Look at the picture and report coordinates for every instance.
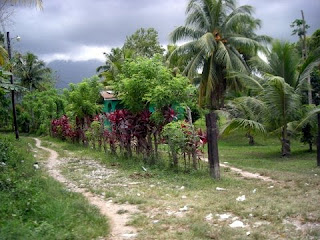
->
[101,91,123,113]
[100,91,123,128]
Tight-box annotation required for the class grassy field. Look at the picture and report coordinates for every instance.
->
[0,134,109,240]
[37,133,320,240]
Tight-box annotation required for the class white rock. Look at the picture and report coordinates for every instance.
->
[249,213,253,217]
[219,213,231,220]
[246,231,251,236]
[137,193,141,197]
[149,184,155,188]
[236,195,246,202]
[122,233,137,239]
[180,186,185,190]
[152,220,159,224]
[33,163,40,169]
[268,186,274,189]
[315,174,318,176]
[179,205,188,212]
[229,220,245,228]
[166,210,175,216]
[216,187,227,191]
[205,213,213,221]
[181,195,187,199]
[223,162,229,164]
[252,189,257,193]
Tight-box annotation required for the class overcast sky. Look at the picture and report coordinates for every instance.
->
[7,0,320,63]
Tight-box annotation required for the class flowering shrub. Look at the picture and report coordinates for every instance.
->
[106,108,177,157]
[51,115,77,140]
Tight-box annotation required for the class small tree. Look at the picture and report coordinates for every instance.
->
[114,56,195,160]
[64,76,103,145]
[163,121,186,168]
[123,28,164,58]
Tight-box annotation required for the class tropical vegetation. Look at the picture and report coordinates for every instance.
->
[1,0,320,239]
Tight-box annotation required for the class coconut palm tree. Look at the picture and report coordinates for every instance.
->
[96,48,134,85]
[169,0,269,179]
[251,40,320,93]
[249,40,320,156]
[14,52,51,91]
[261,76,301,156]
[221,96,266,145]
[297,106,320,166]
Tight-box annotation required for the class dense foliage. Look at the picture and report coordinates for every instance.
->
[1,1,320,176]
[20,89,65,134]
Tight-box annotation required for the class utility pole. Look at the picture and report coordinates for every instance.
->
[301,10,312,105]
[6,32,19,139]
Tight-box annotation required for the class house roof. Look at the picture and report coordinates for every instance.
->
[100,90,117,100]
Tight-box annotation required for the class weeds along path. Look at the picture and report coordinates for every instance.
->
[33,138,138,240]
[201,157,277,183]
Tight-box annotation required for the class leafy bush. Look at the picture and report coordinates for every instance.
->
[163,121,207,168]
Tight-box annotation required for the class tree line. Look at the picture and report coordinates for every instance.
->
[1,0,320,179]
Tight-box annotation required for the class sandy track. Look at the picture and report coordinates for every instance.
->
[34,138,138,240]
[201,157,276,183]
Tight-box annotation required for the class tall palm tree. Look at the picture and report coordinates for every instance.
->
[170,0,268,179]
[251,40,320,93]
[250,40,320,156]
[14,52,51,91]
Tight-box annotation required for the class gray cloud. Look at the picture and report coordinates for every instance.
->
[7,0,320,62]
[240,0,320,41]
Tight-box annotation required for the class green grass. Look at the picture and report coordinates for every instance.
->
[36,134,320,239]
[0,134,109,240]
[219,133,319,178]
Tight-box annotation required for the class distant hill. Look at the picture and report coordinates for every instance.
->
[48,60,103,89]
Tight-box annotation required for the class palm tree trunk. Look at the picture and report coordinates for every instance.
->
[281,124,291,156]
[246,132,254,145]
[301,10,312,104]
[205,112,220,179]
[308,141,313,152]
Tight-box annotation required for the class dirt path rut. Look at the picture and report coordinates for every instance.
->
[201,157,276,183]
[34,138,138,240]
